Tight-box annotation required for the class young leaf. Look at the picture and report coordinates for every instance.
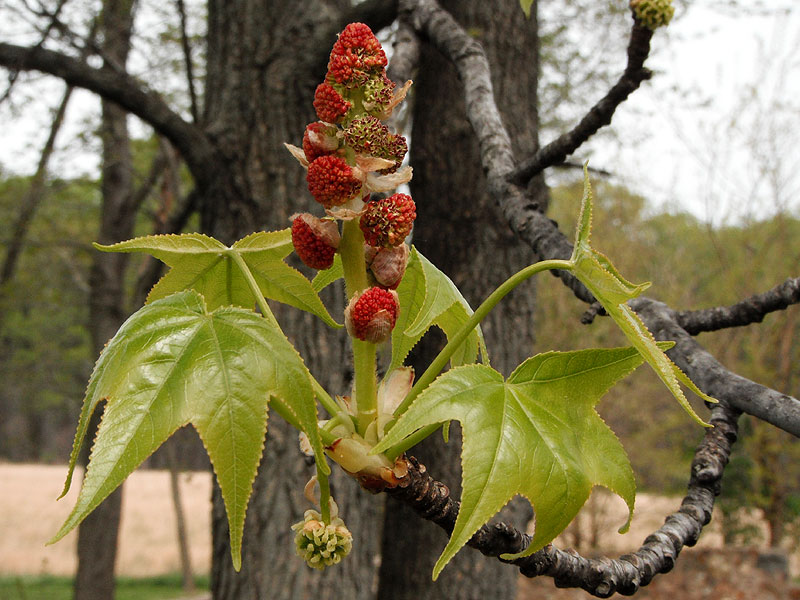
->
[390,247,487,370]
[570,169,716,425]
[96,230,341,327]
[373,346,659,580]
[50,291,327,571]
[519,0,534,18]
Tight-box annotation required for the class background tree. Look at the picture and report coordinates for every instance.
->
[1,0,800,598]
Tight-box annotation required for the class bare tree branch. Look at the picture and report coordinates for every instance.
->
[631,297,800,437]
[676,276,800,335]
[387,404,739,598]
[0,42,218,189]
[174,0,199,123]
[508,16,653,186]
[0,83,72,286]
[399,0,594,304]
[401,0,800,437]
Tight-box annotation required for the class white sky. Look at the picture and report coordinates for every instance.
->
[0,2,798,224]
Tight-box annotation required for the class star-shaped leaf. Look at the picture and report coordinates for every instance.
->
[50,291,327,571]
[373,345,665,579]
[569,168,716,425]
[96,230,341,327]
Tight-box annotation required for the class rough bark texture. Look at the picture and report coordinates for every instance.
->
[383,404,740,598]
[203,2,383,598]
[377,1,541,597]
[74,2,134,599]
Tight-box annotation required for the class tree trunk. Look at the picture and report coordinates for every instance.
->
[378,1,543,597]
[203,2,383,598]
[74,2,135,599]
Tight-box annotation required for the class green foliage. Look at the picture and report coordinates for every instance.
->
[391,247,487,370]
[50,291,326,570]
[519,0,534,17]
[96,230,341,327]
[569,170,716,426]
[309,246,488,369]
[374,346,668,578]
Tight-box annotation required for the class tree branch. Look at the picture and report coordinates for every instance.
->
[174,0,199,124]
[630,297,800,437]
[508,17,653,186]
[0,83,72,286]
[675,276,800,335]
[386,404,739,598]
[402,0,800,437]
[0,42,218,189]
[400,0,594,303]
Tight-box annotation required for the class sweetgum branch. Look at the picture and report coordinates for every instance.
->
[399,0,800,437]
[675,276,800,335]
[398,0,596,304]
[508,19,654,186]
[387,404,739,598]
[0,42,218,190]
[391,0,800,592]
[630,297,800,437]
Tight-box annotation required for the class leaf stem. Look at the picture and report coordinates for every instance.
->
[318,468,331,522]
[394,259,572,421]
[226,250,280,329]
[384,423,440,462]
[229,248,352,434]
[312,378,347,423]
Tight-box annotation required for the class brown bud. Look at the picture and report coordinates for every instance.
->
[368,243,409,289]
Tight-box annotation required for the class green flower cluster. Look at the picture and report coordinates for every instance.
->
[630,0,674,30]
[292,508,353,570]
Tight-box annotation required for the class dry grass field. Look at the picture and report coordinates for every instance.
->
[3,459,795,598]
[1,462,211,577]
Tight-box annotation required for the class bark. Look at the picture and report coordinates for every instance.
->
[203,2,388,598]
[74,2,135,599]
[378,1,541,597]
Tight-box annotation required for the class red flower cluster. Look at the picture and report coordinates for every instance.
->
[360,194,416,248]
[306,156,362,209]
[291,214,340,270]
[327,22,388,88]
[345,287,399,343]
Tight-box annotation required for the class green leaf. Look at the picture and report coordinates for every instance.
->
[519,0,534,18]
[374,346,653,579]
[569,168,715,425]
[96,231,341,328]
[50,291,327,571]
[312,253,343,292]
[390,247,487,370]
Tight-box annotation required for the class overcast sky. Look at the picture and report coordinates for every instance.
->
[1,1,798,224]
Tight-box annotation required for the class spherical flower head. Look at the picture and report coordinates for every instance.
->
[345,287,399,343]
[307,155,363,208]
[302,121,340,163]
[360,193,416,248]
[327,23,387,89]
[345,116,407,173]
[313,82,352,124]
[291,213,340,270]
[630,0,674,30]
[291,508,353,570]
